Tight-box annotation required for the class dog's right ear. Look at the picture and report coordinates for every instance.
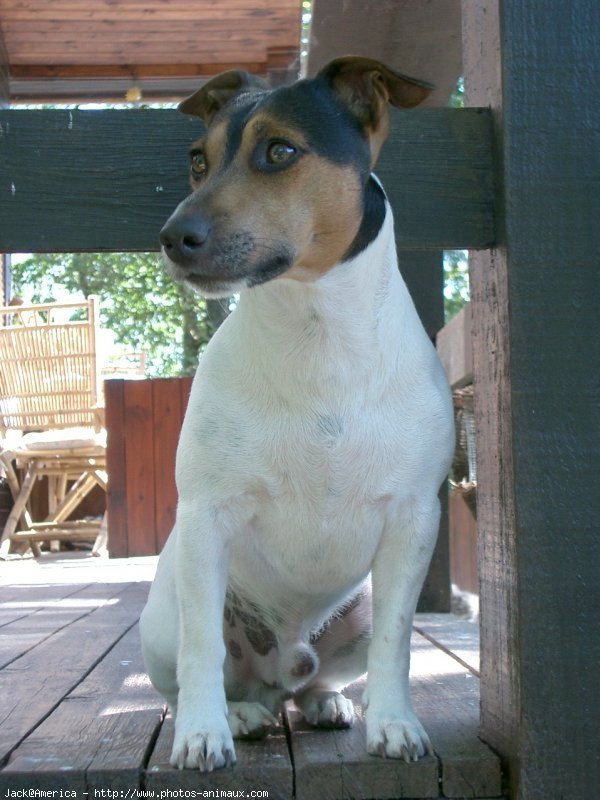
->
[178,71,269,125]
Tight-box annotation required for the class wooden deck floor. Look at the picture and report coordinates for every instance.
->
[0,553,504,799]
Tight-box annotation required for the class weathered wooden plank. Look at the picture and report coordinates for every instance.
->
[123,381,156,557]
[4,21,297,41]
[410,634,500,798]
[105,379,128,558]
[146,712,293,799]
[462,1,600,796]
[286,684,438,800]
[0,582,131,669]
[0,581,148,770]
[0,583,87,627]
[152,379,182,553]
[437,303,473,389]
[0,24,8,109]
[448,490,478,595]
[1,623,164,791]
[413,612,480,676]
[286,631,501,800]
[0,108,494,252]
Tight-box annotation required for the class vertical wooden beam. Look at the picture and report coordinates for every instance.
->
[463,1,599,796]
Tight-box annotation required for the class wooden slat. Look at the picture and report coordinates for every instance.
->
[0,23,8,109]
[152,379,182,552]
[2,623,165,791]
[286,631,501,799]
[4,21,297,39]
[0,582,128,669]
[0,583,88,628]
[0,108,494,252]
[145,712,293,799]
[105,379,128,557]
[409,633,501,798]
[1,0,298,11]
[10,63,268,79]
[3,5,298,20]
[437,303,473,389]
[0,582,148,769]
[123,381,156,557]
[413,612,480,676]
[286,686,438,799]
[10,48,269,66]
[448,490,478,595]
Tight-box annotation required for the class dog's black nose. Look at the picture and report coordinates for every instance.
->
[160,214,210,262]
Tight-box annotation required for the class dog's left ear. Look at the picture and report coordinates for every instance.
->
[317,56,433,165]
[179,70,269,126]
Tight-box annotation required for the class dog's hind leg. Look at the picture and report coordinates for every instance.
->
[227,701,279,739]
[293,585,371,729]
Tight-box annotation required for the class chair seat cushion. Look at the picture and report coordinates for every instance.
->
[20,427,107,454]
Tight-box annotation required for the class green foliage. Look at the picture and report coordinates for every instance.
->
[442,80,469,321]
[449,76,465,109]
[10,252,221,376]
[443,250,470,322]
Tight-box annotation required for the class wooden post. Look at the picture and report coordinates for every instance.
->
[462,1,600,796]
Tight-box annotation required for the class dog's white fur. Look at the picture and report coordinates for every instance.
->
[140,195,454,770]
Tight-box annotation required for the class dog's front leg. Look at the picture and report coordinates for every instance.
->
[171,498,234,771]
[364,498,440,762]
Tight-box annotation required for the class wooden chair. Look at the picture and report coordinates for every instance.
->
[0,296,107,557]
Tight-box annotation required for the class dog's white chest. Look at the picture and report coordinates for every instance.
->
[239,408,395,585]
[176,213,453,606]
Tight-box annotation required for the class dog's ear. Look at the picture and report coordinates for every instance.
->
[317,56,433,165]
[179,70,269,125]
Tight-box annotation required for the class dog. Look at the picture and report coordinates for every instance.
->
[140,56,454,772]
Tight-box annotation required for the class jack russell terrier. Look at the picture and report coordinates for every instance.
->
[140,56,454,772]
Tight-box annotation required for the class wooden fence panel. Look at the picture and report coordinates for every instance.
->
[105,379,128,558]
[123,380,156,557]
[152,378,184,553]
[106,377,192,557]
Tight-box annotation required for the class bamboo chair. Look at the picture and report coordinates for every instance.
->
[0,296,107,557]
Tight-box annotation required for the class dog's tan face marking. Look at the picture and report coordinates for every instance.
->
[161,58,432,295]
[176,105,365,289]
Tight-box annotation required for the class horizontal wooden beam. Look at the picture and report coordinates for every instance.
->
[0,107,494,252]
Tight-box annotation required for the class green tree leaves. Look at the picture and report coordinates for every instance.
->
[10,251,222,376]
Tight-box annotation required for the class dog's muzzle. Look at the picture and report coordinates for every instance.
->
[160,212,210,266]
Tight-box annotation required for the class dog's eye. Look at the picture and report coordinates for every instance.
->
[266,141,297,165]
[190,150,207,178]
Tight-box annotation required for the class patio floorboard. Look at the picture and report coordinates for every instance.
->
[0,553,504,798]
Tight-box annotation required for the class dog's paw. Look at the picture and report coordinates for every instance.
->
[297,690,356,728]
[227,701,279,739]
[366,709,433,762]
[170,718,236,771]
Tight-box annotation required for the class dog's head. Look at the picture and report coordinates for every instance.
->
[160,57,431,297]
